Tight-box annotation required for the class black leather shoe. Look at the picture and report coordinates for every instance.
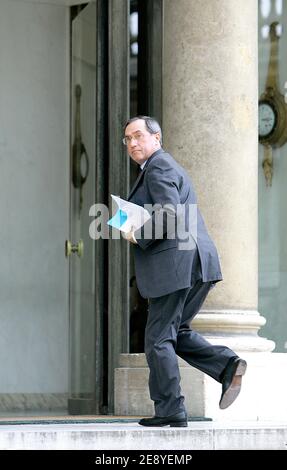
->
[138,411,188,427]
[219,357,247,410]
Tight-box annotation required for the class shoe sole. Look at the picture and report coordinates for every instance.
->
[169,421,188,427]
[139,421,188,427]
[219,359,247,410]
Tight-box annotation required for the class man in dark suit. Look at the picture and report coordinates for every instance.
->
[122,116,247,427]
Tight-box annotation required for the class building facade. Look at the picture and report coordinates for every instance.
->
[0,0,286,419]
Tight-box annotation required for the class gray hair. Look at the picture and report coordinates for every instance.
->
[124,115,162,144]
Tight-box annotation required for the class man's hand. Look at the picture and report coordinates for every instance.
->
[122,228,138,244]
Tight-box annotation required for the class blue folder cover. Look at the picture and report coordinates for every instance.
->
[107,209,128,229]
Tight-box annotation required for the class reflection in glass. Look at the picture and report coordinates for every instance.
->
[275,0,283,16]
[260,0,271,18]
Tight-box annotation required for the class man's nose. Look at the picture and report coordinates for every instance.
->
[130,138,138,147]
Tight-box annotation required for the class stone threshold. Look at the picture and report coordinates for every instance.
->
[0,415,211,425]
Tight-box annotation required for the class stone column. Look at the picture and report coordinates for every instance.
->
[163,0,274,352]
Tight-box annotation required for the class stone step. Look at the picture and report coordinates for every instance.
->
[0,421,286,450]
[115,353,287,421]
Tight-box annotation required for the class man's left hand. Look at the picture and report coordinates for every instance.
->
[122,229,138,244]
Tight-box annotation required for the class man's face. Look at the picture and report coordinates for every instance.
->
[124,119,161,165]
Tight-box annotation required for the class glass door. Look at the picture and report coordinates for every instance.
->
[67,1,100,415]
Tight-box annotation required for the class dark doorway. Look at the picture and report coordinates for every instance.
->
[128,0,163,354]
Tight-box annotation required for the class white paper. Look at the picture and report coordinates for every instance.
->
[108,194,151,233]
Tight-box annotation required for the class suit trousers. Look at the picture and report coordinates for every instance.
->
[145,279,237,417]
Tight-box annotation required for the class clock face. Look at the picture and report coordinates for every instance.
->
[259,102,276,138]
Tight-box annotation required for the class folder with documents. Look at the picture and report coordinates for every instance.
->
[107,194,151,233]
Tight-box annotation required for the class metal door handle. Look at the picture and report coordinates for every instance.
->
[65,239,84,258]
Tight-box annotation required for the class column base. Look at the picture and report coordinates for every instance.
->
[192,310,275,352]
[115,353,287,421]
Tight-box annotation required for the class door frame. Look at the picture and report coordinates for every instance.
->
[94,0,109,414]
[107,0,130,413]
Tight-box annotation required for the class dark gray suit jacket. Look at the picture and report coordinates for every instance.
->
[128,149,222,298]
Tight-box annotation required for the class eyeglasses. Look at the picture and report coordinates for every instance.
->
[122,132,147,146]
